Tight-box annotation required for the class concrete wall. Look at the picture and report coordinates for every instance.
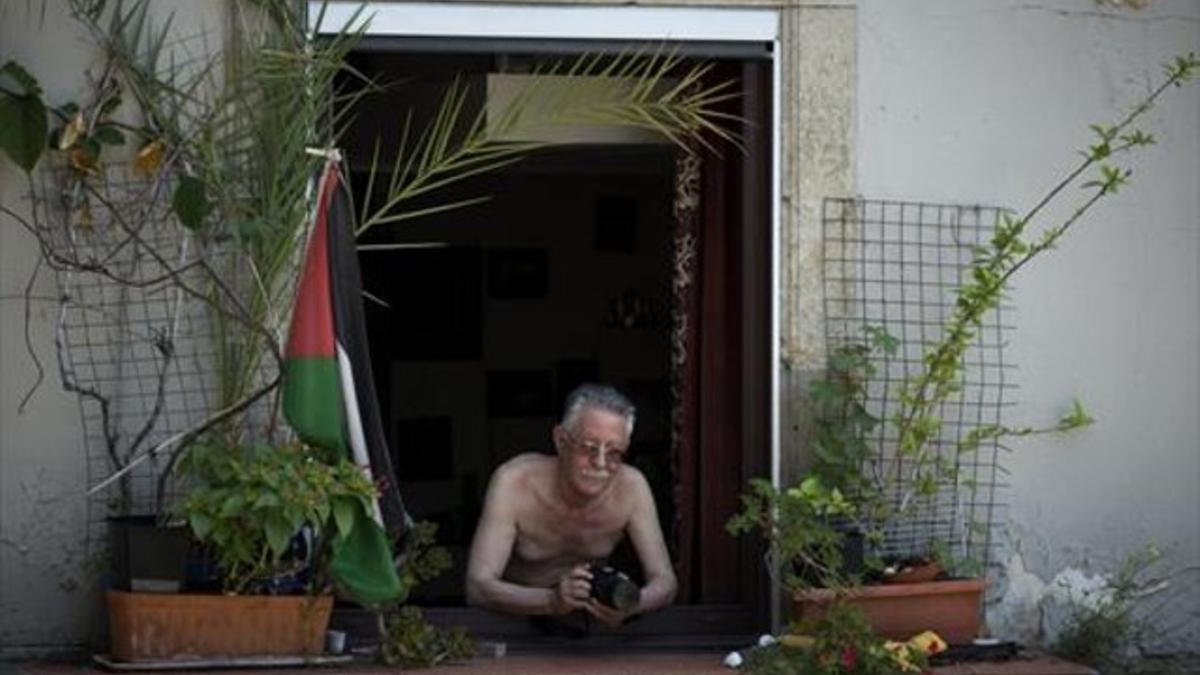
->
[0,0,228,655]
[1,2,109,654]
[857,0,1200,650]
[777,2,858,486]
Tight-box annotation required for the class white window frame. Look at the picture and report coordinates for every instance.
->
[314,2,778,43]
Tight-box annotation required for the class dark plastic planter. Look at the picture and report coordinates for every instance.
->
[109,515,190,593]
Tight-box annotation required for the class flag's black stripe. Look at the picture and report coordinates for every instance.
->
[326,164,410,539]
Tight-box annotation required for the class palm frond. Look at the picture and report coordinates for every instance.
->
[357,48,741,236]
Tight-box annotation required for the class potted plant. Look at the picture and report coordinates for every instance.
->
[730,336,993,644]
[106,438,379,661]
[731,51,1198,645]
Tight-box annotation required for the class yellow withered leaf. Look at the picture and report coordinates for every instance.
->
[59,112,86,150]
[68,147,99,176]
[779,634,815,649]
[907,630,948,655]
[133,139,166,177]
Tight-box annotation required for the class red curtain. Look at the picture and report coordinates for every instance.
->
[670,63,750,604]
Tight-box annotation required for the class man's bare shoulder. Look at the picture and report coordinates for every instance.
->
[615,463,653,500]
[489,452,555,489]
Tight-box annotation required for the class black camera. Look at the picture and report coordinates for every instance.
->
[588,564,641,611]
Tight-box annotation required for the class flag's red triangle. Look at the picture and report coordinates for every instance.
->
[285,172,338,359]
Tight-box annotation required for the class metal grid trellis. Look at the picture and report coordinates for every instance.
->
[821,197,1016,572]
[31,162,272,554]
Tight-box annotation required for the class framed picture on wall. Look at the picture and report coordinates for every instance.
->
[487,248,548,299]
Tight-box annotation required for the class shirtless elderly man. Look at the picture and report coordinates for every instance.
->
[465,383,676,627]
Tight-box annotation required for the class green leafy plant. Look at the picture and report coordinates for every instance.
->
[728,474,859,591]
[377,605,474,669]
[808,327,895,497]
[0,60,49,173]
[173,439,378,595]
[863,54,1197,567]
[392,520,454,599]
[887,54,1198,517]
[728,337,882,591]
[743,603,925,675]
[730,330,898,592]
[1052,545,1192,675]
[375,520,474,667]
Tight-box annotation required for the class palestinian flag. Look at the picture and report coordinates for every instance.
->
[283,156,409,605]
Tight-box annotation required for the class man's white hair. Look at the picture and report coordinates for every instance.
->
[561,383,636,436]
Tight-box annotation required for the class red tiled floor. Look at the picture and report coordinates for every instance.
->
[10,652,1100,675]
[931,654,1097,675]
[397,653,732,674]
[11,653,733,675]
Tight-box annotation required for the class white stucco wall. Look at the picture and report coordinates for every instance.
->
[0,0,228,655]
[2,2,110,654]
[858,0,1199,650]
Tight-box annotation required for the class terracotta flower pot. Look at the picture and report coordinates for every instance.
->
[791,578,985,644]
[107,590,333,661]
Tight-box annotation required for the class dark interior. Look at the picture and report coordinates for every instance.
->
[358,147,677,603]
[345,50,677,605]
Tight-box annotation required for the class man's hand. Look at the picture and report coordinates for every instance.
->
[550,564,594,615]
[585,597,635,627]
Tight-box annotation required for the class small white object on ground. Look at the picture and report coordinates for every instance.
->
[723,650,744,668]
[972,637,1001,646]
[757,634,777,647]
[477,641,507,658]
[325,630,346,655]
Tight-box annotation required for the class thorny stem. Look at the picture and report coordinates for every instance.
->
[18,246,45,413]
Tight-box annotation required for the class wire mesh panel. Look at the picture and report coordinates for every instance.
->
[31,162,276,553]
[822,198,1015,572]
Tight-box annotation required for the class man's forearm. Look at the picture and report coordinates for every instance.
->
[467,577,562,616]
[636,575,677,614]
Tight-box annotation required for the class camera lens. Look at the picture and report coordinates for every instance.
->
[588,564,640,611]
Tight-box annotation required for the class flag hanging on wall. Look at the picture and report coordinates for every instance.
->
[282,155,409,605]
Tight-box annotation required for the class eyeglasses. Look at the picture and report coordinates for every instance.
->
[562,430,627,466]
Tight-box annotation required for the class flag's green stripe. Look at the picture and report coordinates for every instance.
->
[330,503,405,606]
[282,357,346,453]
